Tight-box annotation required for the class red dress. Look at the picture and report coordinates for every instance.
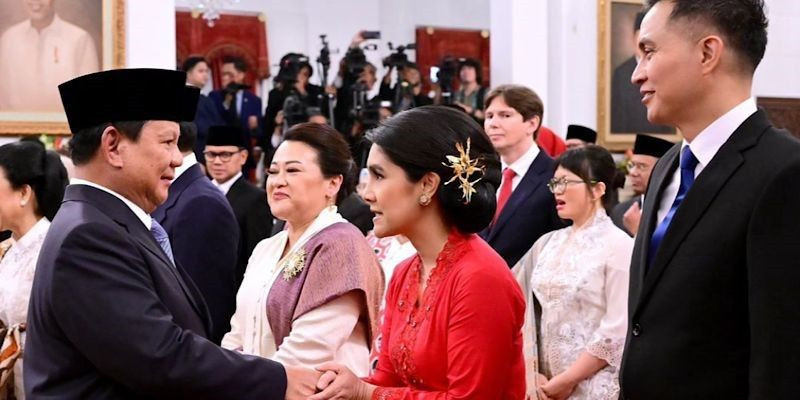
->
[364,232,526,399]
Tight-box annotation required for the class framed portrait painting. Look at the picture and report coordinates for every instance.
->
[0,0,125,136]
[597,0,680,150]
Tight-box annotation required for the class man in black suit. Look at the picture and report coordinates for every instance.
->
[153,122,238,344]
[25,69,317,399]
[611,134,673,236]
[620,1,800,399]
[480,84,562,267]
[205,125,273,285]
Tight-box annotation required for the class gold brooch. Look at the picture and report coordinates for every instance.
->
[281,248,307,281]
[442,138,484,204]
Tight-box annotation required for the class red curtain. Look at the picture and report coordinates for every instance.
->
[176,11,269,92]
[414,27,490,95]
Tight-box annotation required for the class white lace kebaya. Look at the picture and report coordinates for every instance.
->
[519,208,633,400]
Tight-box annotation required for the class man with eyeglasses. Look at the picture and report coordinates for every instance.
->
[611,134,674,236]
[205,125,273,286]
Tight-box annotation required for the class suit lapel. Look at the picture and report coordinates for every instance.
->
[67,185,209,326]
[636,111,768,309]
[488,150,552,242]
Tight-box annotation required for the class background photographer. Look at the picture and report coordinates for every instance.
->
[452,58,487,123]
[208,56,263,179]
[327,32,380,165]
[263,53,326,162]
[377,57,432,114]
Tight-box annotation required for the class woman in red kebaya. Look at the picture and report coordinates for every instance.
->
[310,105,526,400]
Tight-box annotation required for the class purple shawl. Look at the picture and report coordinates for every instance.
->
[267,222,384,349]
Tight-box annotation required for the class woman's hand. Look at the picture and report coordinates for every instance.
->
[308,362,375,400]
[539,372,577,400]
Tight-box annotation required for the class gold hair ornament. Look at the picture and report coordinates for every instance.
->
[442,138,485,204]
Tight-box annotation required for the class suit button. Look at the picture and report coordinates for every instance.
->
[632,323,642,337]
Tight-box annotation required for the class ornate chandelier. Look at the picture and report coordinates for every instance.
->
[191,0,241,27]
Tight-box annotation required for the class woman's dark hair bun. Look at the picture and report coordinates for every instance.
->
[367,106,501,233]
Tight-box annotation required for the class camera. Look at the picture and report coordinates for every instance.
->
[434,56,461,104]
[382,42,416,69]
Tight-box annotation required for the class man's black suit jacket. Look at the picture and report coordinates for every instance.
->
[25,184,286,399]
[620,110,800,399]
[153,164,239,344]
[226,176,273,284]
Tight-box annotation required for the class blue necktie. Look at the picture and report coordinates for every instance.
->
[648,146,699,270]
[150,219,175,267]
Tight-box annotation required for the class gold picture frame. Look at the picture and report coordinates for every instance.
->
[0,0,125,136]
[597,0,681,150]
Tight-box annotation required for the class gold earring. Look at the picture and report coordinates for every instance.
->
[419,194,431,206]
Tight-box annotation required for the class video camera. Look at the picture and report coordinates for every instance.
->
[382,42,416,70]
[431,56,462,104]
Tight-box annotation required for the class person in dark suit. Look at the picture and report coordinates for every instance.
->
[205,125,273,286]
[182,56,225,166]
[152,122,238,344]
[620,1,800,399]
[480,85,563,267]
[24,69,318,399]
[611,134,674,236]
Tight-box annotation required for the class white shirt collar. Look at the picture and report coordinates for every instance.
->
[501,142,540,177]
[25,14,62,35]
[70,178,152,230]
[684,97,757,168]
[14,217,50,252]
[213,172,242,195]
[173,153,197,182]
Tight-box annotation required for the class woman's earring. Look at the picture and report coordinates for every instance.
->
[20,200,27,207]
[419,193,431,206]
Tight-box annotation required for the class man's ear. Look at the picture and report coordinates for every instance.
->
[100,125,125,168]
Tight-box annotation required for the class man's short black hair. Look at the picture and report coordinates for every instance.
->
[177,122,197,153]
[222,56,248,73]
[69,121,147,165]
[181,56,207,73]
[646,0,768,73]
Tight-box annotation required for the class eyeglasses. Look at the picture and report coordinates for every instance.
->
[203,151,238,162]
[547,177,597,194]
[626,161,652,172]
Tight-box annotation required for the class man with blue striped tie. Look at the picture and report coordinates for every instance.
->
[25,68,319,400]
[619,1,800,399]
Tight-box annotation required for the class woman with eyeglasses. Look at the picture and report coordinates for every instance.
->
[512,145,632,400]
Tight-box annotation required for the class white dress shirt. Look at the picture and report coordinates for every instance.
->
[499,142,541,196]
[212,172,242,195]
[656,98,757,225]
[173,153,198,182]
[70,178,152,230]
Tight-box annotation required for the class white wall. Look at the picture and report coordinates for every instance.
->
[753,0,800,98]
[126,0,176,68]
